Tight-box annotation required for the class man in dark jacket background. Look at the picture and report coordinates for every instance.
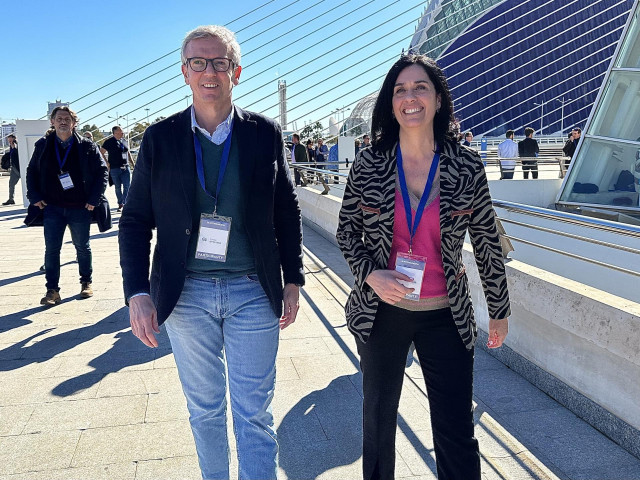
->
[26,106,108,305]
[518,126,540,179]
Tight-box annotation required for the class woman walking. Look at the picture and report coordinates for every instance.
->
[337,54,511,480]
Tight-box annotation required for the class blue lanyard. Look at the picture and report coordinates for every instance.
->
[396,144,439,254]
[193,120,233,214]
[55,136,74,171]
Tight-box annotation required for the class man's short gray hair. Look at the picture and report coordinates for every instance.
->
[181,25,241,66]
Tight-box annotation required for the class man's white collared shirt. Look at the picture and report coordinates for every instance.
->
[190,105,234,145]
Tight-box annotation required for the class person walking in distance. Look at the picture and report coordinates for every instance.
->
[26,106,108,305]
[100,126,133,211]
[2,134,20,205]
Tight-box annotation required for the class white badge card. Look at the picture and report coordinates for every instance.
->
[122,152,128,160]
[58,173,74,190]
[395,253,427,301]
[195,214,231,262]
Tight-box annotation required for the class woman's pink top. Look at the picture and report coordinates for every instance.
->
[387,175,449,311]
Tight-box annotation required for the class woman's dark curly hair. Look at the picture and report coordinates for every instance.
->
[371,54,456,152]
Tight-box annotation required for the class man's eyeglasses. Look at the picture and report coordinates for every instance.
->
[185,57,234,73]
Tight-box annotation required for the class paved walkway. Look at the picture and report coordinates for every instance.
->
[1,176,639,479]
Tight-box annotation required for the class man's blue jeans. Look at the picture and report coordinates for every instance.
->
[110,166,130,205]
[43,205,92,291]
[164,275,280,480]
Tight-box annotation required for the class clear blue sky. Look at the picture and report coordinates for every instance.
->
[2,0,426,135]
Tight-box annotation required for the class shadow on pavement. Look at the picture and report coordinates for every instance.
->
[0,306,40,334]
[278,374,363,479]
[0,307,170,396]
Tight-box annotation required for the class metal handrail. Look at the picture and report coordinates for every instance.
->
[493,200,640,238]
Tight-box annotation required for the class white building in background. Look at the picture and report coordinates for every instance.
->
[47,100,69,117]
[1,123,16,149]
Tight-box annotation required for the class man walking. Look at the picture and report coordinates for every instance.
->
[2,134,20,205]
[518,126,540,179]
[118,25,304,480]
[100,125,132,211]
[497,129,518,179]
[290,132,308,186]
[26,106,108,305]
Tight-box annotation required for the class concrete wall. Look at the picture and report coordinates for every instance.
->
[465,246,640,432]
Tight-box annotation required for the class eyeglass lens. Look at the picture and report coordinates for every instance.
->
[188,57,231,72]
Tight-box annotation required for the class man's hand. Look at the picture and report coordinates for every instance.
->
[130,295,160,347]
[34,200,47,209]
[280,283,300,330]
[85,203,95,211]
[365,269,414,304]
[487,318,509,348]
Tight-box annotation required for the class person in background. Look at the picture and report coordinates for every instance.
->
[26,106,108,305]
[290,133,308,186]
[518,126,539,179]
[337,54,510,480]
[462,131,473,146]
[100,126,133,211]
[497,129,518,179]
[2,134,20,205]
[361,134,372,149]
[562,127,581,169]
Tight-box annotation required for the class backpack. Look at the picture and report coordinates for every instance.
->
[1,152,10,170]
[613,170,635,192]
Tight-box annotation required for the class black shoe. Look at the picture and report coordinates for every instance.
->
[2,199,15,205]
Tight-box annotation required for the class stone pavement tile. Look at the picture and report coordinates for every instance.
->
[0,357,63,380]
[0,430,80,475]
[145,392,189,423]
[134,456,201,480]
[152,350,177,369]
[0,463,135,480]
[475,348,507,371]
[276,356,299,381]
[95,367,182,398]
[290,354,359,386]
[0,405,35,436]
[473,366,560,414]
[71,420,196,467]
[395,427,438,478]
[571,463,640,480]
[278,337,332,358]
[278,315,334,340]
[278,437,363,480]
[0,374,102,406]
[51,350,156,378]
[23,395,148,433]
[322,331,358,355]
[501,406,640,476]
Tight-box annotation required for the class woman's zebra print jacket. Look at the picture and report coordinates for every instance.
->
[336,139,511,350]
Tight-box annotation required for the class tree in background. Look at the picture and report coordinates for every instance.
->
[128,122,149,147]
[299,121,324,142]
[80,124,104,143]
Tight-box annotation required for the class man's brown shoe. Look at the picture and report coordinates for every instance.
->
[40,289,61,306]
[80,282,93,298]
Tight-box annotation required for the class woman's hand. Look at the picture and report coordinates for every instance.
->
[365,269,414,304]
[487,318,509,348]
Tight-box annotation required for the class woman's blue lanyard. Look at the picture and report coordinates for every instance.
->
[193,120,233,215]
[55,137,74,172]
[396,144,439,255]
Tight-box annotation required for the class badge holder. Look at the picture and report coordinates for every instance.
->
[58,172,74,190]
[395,253,427,301]
[195,213,232,262]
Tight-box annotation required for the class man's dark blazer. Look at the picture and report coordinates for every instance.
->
[118,106,305,325]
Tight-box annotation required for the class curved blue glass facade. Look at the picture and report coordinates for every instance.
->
[414,0,634,137]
